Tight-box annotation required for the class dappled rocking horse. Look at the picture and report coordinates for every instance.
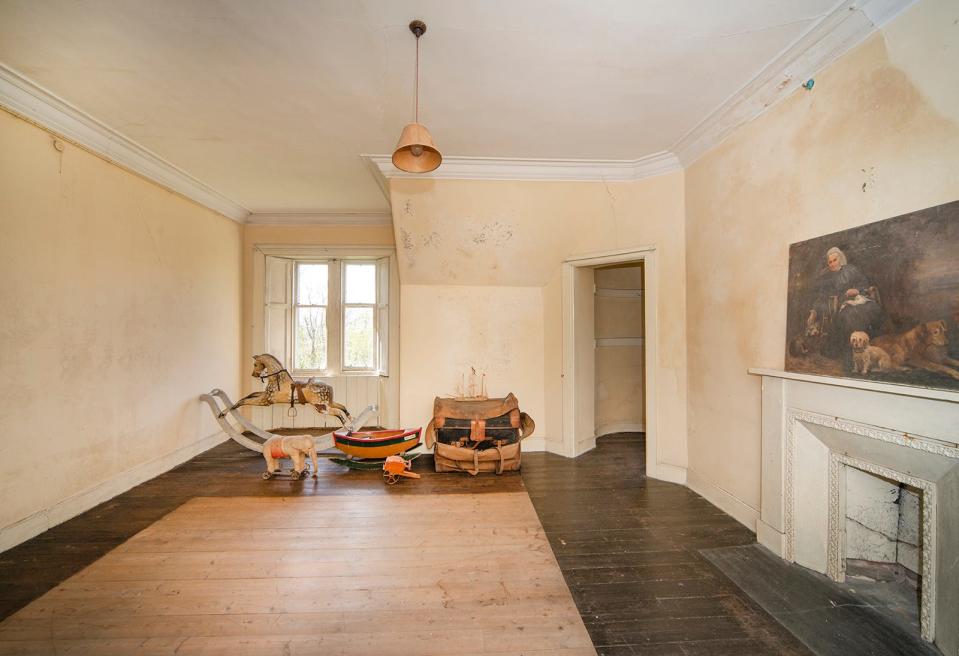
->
[219,354,351,426]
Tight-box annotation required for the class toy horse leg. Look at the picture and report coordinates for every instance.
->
[330,401,351,419]
[307,446,319,478]
[220,391,267,418]
[330,407,350,426]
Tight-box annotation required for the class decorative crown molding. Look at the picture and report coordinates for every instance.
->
[672,0,917,166]
[246,211,392,226]
[0,64,250,222]
[2,0,916,215]
[361,151,682,194]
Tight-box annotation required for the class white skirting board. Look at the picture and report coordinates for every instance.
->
[0,430,228,552]
[649,462,687,485]
[686,467,759,532]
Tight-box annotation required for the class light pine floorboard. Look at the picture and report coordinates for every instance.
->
[0,493,596,656]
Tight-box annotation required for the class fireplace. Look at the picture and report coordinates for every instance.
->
[752,369,959,655]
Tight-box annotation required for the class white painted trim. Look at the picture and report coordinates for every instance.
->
[595,422,646,436]
[686,467,759,531]
[576,436,598,454]
[0,430,228,552]
[749,367,959,404]
[361,152,681,188]
[672,0,917,165]
[757,518,787,557]
[595,337,644,348]
[565,245,656,265]
[651,462,688,486]
[247,212,392,226]
[254,244,396,258]
[0,64,250,222]
[563,247,659,478]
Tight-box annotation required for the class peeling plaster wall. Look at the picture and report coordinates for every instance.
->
[684,0,959,521]
[389,173,686,467]
[0,108,242,540]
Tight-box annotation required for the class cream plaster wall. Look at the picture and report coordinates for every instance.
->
[684,0,959,522]
[400,284,546,433]
[389,173,686,468]
[0,108,242,541]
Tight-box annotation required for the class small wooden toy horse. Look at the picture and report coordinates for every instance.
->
[261,434,318,480]
[220,354,351,425]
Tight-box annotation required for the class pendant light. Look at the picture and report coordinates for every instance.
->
[392,20,442,173]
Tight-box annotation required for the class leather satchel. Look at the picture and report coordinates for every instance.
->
[426,394,535,475]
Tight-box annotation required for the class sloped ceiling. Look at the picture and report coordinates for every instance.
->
[0,0,840,213]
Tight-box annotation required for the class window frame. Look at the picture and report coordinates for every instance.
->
[291,259,333,375]
[340,261,379,373]
[255,244,394,381]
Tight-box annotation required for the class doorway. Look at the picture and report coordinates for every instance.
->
[561,246,660,479]
[594,262,645,437]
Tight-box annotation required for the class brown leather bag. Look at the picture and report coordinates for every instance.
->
[426,394,534,475]
[433,441,522,475]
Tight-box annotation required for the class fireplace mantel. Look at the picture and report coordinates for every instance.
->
[751,368,959,654]
[749,368,959,404]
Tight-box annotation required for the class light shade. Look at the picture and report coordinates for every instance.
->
[392,123,442,173]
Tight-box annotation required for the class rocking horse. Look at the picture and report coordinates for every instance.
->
[219,354,351,426]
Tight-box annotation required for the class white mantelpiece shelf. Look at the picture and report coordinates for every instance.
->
[748,367,959,404]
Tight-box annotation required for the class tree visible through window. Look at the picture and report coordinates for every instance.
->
[343,263,376,370]
[289,260,381,374]
[293,263,329,371]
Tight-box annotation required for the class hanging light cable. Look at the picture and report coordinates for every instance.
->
[392,20,442,173]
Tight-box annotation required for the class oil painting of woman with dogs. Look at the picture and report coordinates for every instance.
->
[785,200,959,392]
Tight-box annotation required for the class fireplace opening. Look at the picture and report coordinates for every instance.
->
[844,466,923,636]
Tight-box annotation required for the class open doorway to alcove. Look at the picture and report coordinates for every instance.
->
[561,247,661,479]
[594,262,646,437]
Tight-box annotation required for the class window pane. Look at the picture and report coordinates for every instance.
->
[344,307,375,369]
[294,307,327,370]
[344,263,376,304]
[296,263,328,305]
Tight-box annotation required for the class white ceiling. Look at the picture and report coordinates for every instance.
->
[0,0,840,214]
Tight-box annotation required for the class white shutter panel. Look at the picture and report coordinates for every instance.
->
[264,256,292,366]
[376,256,390,376]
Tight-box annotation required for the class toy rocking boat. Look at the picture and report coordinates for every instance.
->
[331,427,421,459]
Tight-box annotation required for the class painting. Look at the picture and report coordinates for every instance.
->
[785,200,959,391]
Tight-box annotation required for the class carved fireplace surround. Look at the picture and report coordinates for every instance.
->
[751,369,959,656]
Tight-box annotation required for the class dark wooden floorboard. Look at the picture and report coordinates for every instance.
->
[0,430,812,655]
[522,433,811,656]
